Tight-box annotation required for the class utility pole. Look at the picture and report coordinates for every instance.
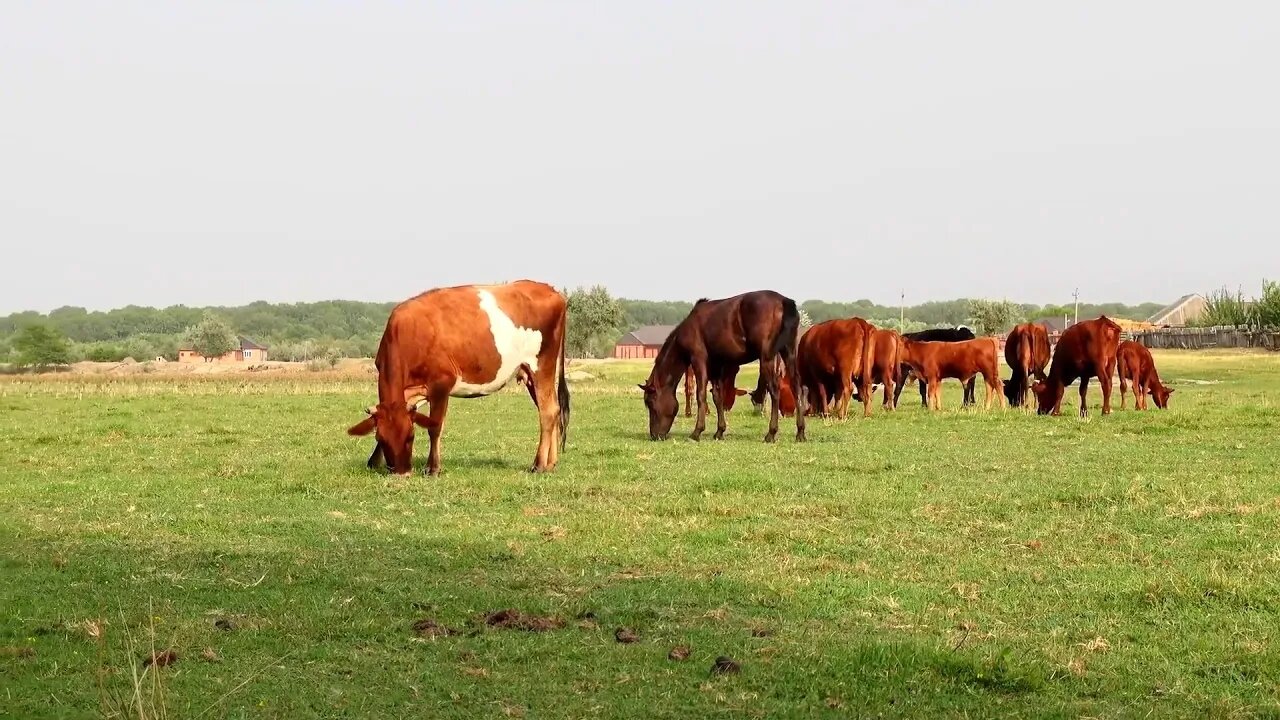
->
[1072,288,1080,326]
[900,289,905,326]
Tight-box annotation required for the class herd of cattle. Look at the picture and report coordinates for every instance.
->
[348,280,1173,476]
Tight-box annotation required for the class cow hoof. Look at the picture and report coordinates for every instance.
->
[689,431,702,442]
[713,431,725,441]
[796,431,807,443]
[763,433,777,444]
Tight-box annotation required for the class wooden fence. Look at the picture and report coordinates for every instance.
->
[1131,327,1280,350]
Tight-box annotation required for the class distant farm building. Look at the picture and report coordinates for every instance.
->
[178,336,269,363]
[1030,317,1069,341]
[1148,293,1208,327]
[613,325,675,359]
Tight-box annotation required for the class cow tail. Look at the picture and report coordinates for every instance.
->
[558,324,570,452]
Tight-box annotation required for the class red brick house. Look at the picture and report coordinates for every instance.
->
[178,336,269,363]
[613,325,675,359]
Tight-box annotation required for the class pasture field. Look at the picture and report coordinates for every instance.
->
[3,350,1280,719]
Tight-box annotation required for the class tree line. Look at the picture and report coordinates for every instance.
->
[0,291,1167,367]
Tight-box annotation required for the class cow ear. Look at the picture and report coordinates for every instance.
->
[735,388,749,396]
[1165,387,1175,394]
[637,383,648,391]
[348,415,377,436]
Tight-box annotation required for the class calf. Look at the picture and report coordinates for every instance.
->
[894,327,977,407]
[1003,323,1052,407]
[1031,316,1122,416]
[899,337,1004,411]
[1117,341,1173,410]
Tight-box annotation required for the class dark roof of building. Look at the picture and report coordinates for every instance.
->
[1031,317,1069,333]
[238,336,268,350]
[616,325,676,347]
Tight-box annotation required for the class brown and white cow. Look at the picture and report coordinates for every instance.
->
[348,280,569,476]
[1031,316,1122,416]
[899,337,1005,411]
[1117,340,1173,410]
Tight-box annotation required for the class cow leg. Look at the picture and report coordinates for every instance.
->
[1100,359,1115,416]
[881,368,896,411]
[861,368,874,419]
[684,367,695,418]
[838,371,855,421]
[918,378,928,408]
[1078,376,1090,418]
[892,365,908,408]
[792,359,806,442]
[690,359,709,441]
[424,395,450,476]
[530,365,562,472]
[929,378,942,411]
[962,377,976,407]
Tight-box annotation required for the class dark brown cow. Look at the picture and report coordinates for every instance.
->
[640,291,803,442]
[1003,322,1052,407]
[796,318,873,420]
[1031,316,1122,416]
[899,337,1005,411]
[1117,340,1174,410]
[348,280,569,476]
[861,327,901,416]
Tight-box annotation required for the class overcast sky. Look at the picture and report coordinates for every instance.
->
[3,2,1277,314]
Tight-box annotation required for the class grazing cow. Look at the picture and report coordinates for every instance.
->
[1003,323,1052,407]
[899,337,1005,411]
[795,318,873,420]
[640,291,803,443]
[1031,316,1122,416]
[893,327,978,407]
[1117,340,1174,410]
[683,366,748,417]
[861,327,902,416]
[348,280,569,476]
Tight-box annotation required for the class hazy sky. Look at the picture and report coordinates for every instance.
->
[3,2,1277,314]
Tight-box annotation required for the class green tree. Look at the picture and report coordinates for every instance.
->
[14,324,71,369]
[967,299,1021,336]
[184,313,238,361]
[566,286,626,358]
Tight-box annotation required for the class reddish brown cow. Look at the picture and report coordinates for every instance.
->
[796,318,873,420]
[899,337,1004,411]
[1117,340,1174,410]
[348,280,569,476]
[860,327,901,416]
[1031,316,1122,416]
[683,366,748,417]
[1003,323,1052,407]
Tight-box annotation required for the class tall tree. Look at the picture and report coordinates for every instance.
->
[967,299,1021,336]
[565,286,625,358]
[13,324,71,369]
[184,313,238,361]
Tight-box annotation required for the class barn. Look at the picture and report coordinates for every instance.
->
[1148,293,1208,327]
[612,325,674,359]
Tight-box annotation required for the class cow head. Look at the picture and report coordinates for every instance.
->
[1150,383,1174,409]
[1031,380,1063,415]
[639,381,677,440]
[347,399,433,475]
[722,386,750,411]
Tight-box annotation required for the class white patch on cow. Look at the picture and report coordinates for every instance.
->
[450,289,544,398]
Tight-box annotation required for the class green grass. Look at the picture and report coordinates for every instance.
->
[3,350,1280,718]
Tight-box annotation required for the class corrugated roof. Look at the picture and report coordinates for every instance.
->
[238,336,268,350]
[1147,294,1207,326]
[617,325,676,346]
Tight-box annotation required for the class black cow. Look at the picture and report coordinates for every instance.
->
[893,326,978,407]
